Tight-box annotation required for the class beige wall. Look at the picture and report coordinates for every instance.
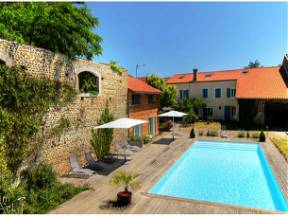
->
[170,80,239,121]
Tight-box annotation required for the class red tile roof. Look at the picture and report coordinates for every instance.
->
[128,76,161,94]
[166,67,288,99]
[236,67,288,99]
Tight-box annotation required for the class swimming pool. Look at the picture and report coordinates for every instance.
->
[149,141,288,212]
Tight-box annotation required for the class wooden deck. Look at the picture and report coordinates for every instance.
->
[50,130,288,214]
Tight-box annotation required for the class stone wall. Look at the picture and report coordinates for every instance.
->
[0,39,128,175]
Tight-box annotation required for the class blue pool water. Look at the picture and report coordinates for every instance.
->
[149,141,288,212]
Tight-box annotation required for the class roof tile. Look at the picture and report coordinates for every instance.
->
[128,76,161,93]
[166,67,288,99]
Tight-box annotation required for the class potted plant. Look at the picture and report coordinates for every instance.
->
[111,171,140,205]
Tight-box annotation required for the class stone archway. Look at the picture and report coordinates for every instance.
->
[75,65,102,96]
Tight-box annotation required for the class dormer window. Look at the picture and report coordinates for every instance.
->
[205,74,213,78]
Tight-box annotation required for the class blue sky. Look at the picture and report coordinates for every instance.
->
[88,2,287,78]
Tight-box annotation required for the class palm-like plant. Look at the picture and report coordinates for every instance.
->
[111,171,141,192]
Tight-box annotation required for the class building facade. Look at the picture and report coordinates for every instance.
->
[127,77,161,137]
[166,62,288,128]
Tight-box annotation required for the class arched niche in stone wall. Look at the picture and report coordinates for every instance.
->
[75,65,101,96]
[0,51,12,67]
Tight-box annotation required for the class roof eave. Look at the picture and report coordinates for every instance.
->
[128,89,161,94]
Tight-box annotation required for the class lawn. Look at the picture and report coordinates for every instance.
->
[271,138,288,161]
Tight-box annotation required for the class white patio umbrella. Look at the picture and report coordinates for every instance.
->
[94,118,147,161]
[94,118,147,129]
[158,111,187,139]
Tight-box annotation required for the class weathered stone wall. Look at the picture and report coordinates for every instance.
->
[0,39,128,175]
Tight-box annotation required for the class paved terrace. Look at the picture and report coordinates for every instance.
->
[50,129,288,214]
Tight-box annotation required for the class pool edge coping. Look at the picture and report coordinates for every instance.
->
[141,192,282,214]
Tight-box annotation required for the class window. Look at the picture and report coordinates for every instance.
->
[202,88,208,98]
[78,71,99,95]
[227,88,236,98]
[215,88,221,98]
[148,95,154,104]
[180,90,189,99]
[226,88,231,98]
[231,106,236,117]
[231,88,236,97]
[132,94,141,105]
[134,125,142,136]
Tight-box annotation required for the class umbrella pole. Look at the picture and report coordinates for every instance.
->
[173,116,175,140]
[123,128,127,162]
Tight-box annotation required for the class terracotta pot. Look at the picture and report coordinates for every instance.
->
[117,191,132,205]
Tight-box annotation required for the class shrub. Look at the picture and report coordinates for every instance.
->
[110,60,126,75]
[129,135,152,144]
[0,163,89,214]
[23,183,89,214]
[142,135,152,144]
[91,102,114,160]
[183,110,199,125]
[25,163,57,190]
[128,135,143,142]
[259,131,266,142]
[252,132,260,139]
[238,131,245,138]
[207,130,217,136]
[190,128,195,138]
[246,132,250,138]
[206,115,214,124]
[198,131,203,136]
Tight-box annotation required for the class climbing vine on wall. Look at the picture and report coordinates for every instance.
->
[0,65,77,174]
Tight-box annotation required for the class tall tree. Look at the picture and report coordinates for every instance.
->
[90,102,114,160]
[0,2,102,60]
[146,74,177,108]
[245,60,261,69]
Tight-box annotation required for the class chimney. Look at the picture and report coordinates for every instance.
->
[193,69,198,81]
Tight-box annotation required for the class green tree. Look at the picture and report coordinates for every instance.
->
[177,97,206,114]
[146,74,177,107]
[0,2,102,59]
[245,60,261,69]
[91,102,114,160]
